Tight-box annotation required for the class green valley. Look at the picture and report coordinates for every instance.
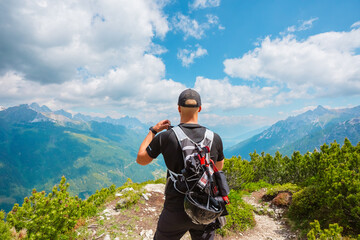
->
[0,105,166,212]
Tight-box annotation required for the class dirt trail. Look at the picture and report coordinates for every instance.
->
[77,184,296,240]
[237,189,296,240]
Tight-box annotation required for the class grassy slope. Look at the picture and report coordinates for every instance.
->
[0,121,166,212]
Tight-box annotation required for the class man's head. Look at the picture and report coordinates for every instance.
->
[178,89,202,122]
[178,89,201,108]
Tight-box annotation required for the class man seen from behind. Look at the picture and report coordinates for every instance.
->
[136,89,225,240]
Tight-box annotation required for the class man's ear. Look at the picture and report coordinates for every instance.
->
[178,105,181,113]
[198,106,202,112]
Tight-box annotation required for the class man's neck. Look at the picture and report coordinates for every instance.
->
[180,121,198,124]
[180,117,198,124]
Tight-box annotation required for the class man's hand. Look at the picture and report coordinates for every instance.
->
[136,119,171,166]
[153,119,171,133]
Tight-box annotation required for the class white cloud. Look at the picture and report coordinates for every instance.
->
[351,21,360,29]
[0,0,169,84]
[224,25,360,98]
[0,0,189,122]
[291,106,318,115]
[194,76,280,111]
[200,113,275,128]
[218,25,226,30]
[291,104,357,116]
[286,18,319,33]
[190,0,221,10]
[171,13,220,39]
[0,55,186,122]
[0,71,280,127]
[298,17,319,31]
[206,14,220,25]
[146,43,168,55]
[286,26,296,33]
[177,45,208,67]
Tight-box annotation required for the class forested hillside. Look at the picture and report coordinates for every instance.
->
[0,104,166,212]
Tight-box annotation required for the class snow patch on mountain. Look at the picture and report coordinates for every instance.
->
[31,113,51,123]
[42,112,81,126]
[348,117,360,125]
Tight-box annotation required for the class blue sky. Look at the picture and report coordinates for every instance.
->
[0,0,360,146]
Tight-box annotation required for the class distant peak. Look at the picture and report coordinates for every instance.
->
[29,102,52,113]
[315,105,326,110]
[19,104,30,108]
[54,109,73,119]
[30,102,40,108]
[312,105,329,114]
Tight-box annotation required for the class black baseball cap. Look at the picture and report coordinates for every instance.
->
[178,89,201,108]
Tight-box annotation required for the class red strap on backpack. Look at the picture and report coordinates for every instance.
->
[210,159,230,205]
[198,154,206,165]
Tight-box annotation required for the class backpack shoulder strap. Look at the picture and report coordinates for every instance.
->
[172,125,188,146]
[202,129,214,149]
[172,126,199,162]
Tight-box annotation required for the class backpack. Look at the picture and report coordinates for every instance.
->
[168,126,230,226]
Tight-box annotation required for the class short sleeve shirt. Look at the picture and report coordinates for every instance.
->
[146,123,224,210]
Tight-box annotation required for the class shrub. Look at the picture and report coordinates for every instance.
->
[6,176,116,240]
[223,156,254,190]
[6,177,83,239]
[288,140,360,236]
[84,183,116,216]
[219,190,255,236]
[307,220,344,240]
[0,210,11,240]
[152,177,166,184]
[266,183,300,197]
[223,139,359,238]
[115,187,144,209]
[288,186,321,230]
[241,180,272,193]
[250,151,286,184]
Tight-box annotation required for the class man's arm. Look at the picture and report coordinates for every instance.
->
[136,131,156,165]
[215,159,224,171]
[136,119,171,166]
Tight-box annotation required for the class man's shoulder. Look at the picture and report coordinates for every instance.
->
[203,128,223,148]
[213,131,221,139]
[204,128,222,141]
[210,131,222,145]
[158,128,175,136]
[157,127,176,141]
[201,126,222,140]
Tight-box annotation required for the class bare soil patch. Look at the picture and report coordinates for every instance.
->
[241,189,297,240]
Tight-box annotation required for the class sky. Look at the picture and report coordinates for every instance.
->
[0,0,360,145]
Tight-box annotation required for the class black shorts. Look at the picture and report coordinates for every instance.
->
[154,207,215,240]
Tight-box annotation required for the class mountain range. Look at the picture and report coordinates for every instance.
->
[0,103,166,212]
[2,103,360,212]
[225,105,360,159]
[27,102,148,131]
